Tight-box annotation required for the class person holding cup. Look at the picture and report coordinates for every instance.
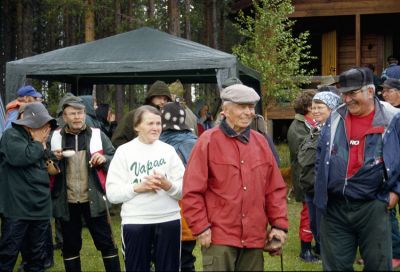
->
[50,95,120,272]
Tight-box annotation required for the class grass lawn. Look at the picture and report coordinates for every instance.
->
[18,144,366,271]
[44,199,366,271]
[48,200,327,271]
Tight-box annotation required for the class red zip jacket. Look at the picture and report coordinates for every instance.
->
[182,127,288,248]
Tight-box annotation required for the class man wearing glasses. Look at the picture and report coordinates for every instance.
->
[50,95,120,272]
[382,78,400,108]
[314,67,400,270]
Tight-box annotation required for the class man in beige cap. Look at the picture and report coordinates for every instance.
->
[182,84,288,271]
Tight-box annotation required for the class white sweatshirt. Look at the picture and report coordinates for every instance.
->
[106,138,185,224]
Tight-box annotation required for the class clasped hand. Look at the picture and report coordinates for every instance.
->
[133,170,172,193]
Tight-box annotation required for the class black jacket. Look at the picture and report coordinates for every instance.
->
[0,125,52,219]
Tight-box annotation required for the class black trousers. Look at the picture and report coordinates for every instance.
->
[320,198,392,271]
[60,202,117,259]
[122,219,181,271]
[181,240,196,271]
[0,218,49,272]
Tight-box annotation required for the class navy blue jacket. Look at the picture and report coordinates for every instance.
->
[314,98,400,212]
[159,130,197,166]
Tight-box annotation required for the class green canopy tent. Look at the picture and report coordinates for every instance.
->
[5,27,261,110]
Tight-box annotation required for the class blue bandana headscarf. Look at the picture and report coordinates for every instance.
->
[313,91,341,110]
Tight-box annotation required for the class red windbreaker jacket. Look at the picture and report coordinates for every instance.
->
[182,127,288,249]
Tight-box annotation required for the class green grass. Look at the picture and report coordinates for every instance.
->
[15,144,368,271]
[47,201,325,271]
[11,199,370,271]
[276,143,290,168]
[45,200,330,271]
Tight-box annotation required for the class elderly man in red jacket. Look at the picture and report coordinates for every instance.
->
[182,83,288,271]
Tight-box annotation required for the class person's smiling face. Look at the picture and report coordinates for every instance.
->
[341,87,374,116]
[135,111,162,144]
[312,101,331,124]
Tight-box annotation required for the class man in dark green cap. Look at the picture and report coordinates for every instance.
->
[111,80,172,148]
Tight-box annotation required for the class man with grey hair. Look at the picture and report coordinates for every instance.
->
[315,67,400,270]
[50,95,120,272]
[381,78,400,108]
[182,84,288,271]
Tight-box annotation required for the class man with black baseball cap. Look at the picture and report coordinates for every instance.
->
[314,67,400,270]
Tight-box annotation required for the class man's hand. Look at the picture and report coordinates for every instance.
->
[89,153,106,167]
[388,192,399,209]
[53,149,63,160]
[197,228,212,248]
[29,124,51,149]
[264,228,287,256]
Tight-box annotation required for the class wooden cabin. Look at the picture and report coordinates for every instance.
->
[232,0,400,141]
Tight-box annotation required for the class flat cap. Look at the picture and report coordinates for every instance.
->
[61,95,85,110]
[220,84,260,104]
[381,78,400,90]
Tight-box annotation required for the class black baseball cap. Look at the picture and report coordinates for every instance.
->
[338,67,374,93]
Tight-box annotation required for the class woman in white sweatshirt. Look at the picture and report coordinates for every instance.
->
[106,105,185,271]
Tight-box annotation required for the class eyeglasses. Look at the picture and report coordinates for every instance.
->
[341,89,364,98]
[381,88,396,95]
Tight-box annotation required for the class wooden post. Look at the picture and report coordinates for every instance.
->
[355,14,361,66]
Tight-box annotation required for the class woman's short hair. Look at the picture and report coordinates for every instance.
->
[293,89,317,115]
[133,105,161,130]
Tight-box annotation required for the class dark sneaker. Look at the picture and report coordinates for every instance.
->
[300,249,320,263]
[312,244,320,256]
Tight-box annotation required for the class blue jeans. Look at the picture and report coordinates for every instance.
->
[305,193,320,243]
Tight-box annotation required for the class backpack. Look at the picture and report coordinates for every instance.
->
[298,127,321,194]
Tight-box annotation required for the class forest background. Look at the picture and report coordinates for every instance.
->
[0,0,313,121]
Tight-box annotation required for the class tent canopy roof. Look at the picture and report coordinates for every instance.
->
[6,27,260,103]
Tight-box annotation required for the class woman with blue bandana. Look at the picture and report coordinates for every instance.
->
[298,90,341,258]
